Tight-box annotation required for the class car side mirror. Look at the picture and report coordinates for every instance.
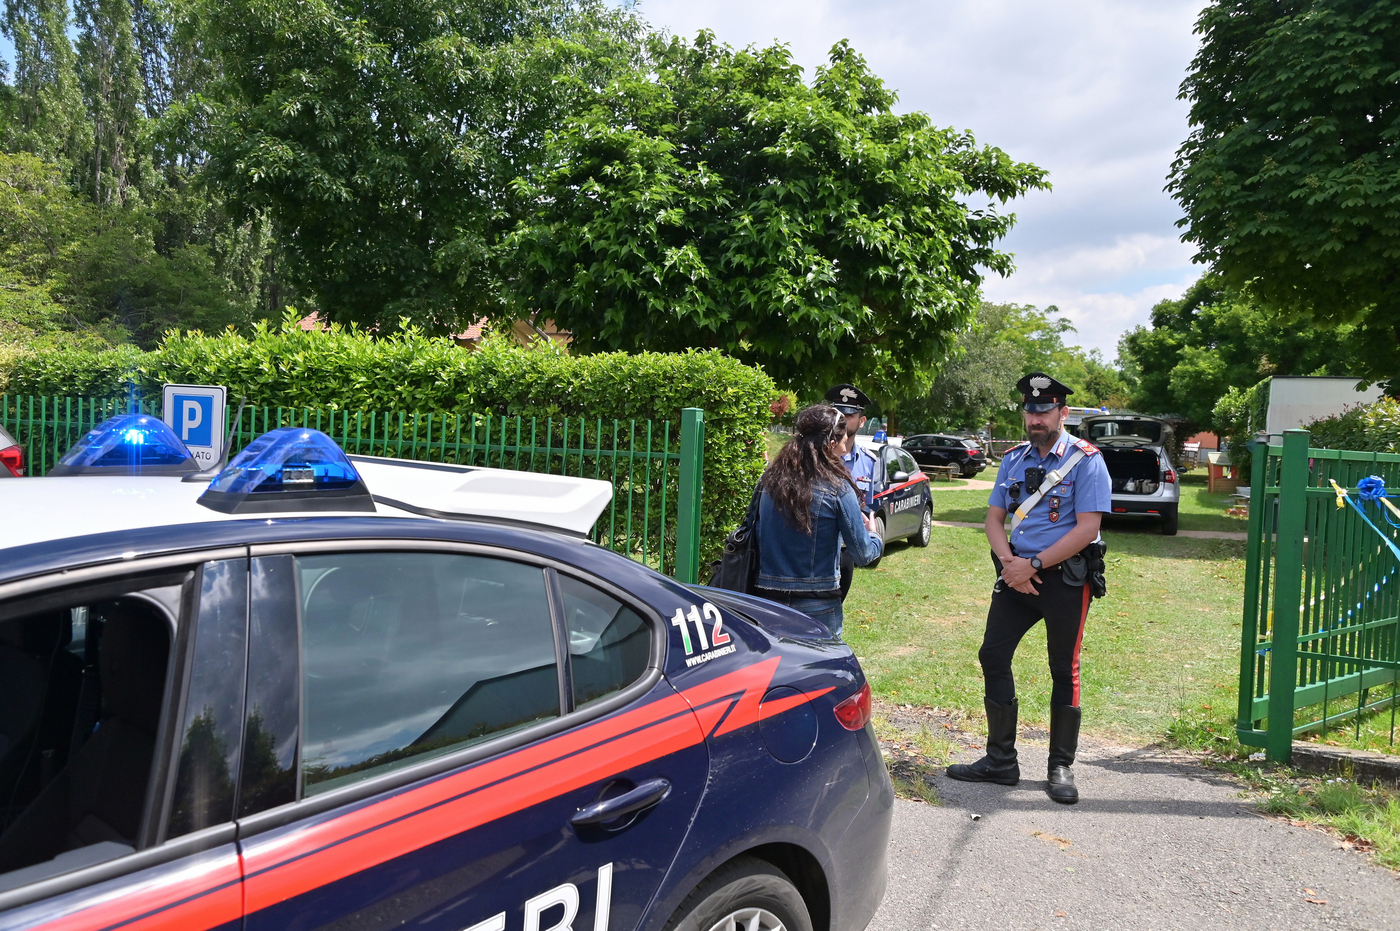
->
[891,470,910,484]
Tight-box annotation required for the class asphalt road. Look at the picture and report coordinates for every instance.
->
[868,742,1400,931]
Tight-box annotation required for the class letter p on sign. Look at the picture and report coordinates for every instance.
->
[182,400,204,441]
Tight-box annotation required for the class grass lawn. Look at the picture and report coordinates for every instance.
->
[930,469,1247,534]
[843,523,1246,742]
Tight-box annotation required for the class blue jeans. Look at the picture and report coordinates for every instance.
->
[788,597,843,638]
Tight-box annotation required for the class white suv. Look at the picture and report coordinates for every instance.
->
[1078,414,1181,535]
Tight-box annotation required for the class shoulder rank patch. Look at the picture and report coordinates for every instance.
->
[1071,436,1099,455]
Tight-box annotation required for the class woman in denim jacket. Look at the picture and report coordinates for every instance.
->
[755,405,884,636]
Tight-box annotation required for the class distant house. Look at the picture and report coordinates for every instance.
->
[298,313,570,351]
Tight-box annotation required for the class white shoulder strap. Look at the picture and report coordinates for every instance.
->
[1010,449,1087,532]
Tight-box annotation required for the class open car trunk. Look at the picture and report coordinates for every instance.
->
[1100,447,1161,494]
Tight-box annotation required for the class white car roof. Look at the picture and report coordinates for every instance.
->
[2,456,614,550]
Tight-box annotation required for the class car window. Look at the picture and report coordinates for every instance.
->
[297,552,560,797]
[557,575,650,708]
[1087,419,1163,443]
[896,451,919,475]
[0,583,179,891]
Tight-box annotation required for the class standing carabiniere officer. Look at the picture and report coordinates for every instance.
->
[947,373,1112,804]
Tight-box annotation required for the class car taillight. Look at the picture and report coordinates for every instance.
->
[0,445,23,477]
[1163,469,1176,484]
[833,681,872,731]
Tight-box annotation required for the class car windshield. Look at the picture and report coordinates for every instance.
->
[904,436,931,449]
[1086,419,1164,443]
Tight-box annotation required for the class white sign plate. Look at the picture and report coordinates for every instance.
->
[162,383,227,467]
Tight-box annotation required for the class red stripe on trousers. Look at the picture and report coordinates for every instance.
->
[1071,583,1090,706]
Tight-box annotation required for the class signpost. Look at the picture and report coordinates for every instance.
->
[162,384,226,467]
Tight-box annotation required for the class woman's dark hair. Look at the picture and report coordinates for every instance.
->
[763,405,857,533]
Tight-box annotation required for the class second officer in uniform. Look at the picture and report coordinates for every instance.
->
[946,373,1111,804]
[826,384,879,599]
[825,383,878,507]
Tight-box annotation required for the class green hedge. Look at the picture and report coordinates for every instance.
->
[1304,397,1400,453]
[0,315,774,560]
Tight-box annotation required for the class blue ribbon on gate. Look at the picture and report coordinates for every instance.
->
[1330,476,1400,562]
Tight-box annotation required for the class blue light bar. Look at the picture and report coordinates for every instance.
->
[197,427,375,514]
[48,413,198,477]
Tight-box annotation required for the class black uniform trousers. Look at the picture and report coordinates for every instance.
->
[980,562,1092,708]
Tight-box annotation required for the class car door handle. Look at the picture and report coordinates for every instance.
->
[571,777,672,826]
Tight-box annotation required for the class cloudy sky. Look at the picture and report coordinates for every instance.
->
[636,0,1209,358]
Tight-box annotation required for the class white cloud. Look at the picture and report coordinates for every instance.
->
[636,0,1210,354]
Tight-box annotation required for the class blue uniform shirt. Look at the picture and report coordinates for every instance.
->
[988,431,1112,556]
[841,444,879,509]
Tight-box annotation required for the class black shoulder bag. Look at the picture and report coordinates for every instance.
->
[707,484,763,593]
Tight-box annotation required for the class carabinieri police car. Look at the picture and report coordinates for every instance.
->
[0,415,893,931]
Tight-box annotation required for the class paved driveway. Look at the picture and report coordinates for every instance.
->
[869,742,1399,931]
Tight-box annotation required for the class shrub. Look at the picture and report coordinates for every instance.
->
[1304,397,1400,453]
[0,313,774,561]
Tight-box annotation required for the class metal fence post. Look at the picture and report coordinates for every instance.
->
[675,408,706,584]
[1267,428,1310,761]
[1237,439,1269,738]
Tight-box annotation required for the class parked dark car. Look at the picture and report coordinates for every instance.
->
[901,434,987,477]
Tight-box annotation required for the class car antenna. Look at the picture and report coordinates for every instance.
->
[184,397,248,483]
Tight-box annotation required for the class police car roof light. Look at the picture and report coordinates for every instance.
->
[48,413,199,477]
[197,427,375,514]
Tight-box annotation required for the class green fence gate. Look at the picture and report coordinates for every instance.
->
[1240,429,1400,760]
[1,395,707,583]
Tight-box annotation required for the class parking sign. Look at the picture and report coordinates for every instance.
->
[162,384,226,466]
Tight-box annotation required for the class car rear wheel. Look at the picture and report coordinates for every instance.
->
[664,856,814,931]
[1161,506,1179,536]
[911,504,932,547]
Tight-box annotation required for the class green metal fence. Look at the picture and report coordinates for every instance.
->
[1239,429,1400,760]
[1,394,707,583]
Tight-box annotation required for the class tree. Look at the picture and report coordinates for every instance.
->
[0,151,247,345]
[74,0,147,205]
[200,0,642,333]
[1170,0,1400,388]
[1118,275,1354,429]
[505,34,1048,396]
[897,303,1131,435]
[3,0,85,160]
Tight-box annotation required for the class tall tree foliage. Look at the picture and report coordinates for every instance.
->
[1118,276,1354,430]
[506,34,1047,395]
[3,0,84,158]
[74,0,145,204]
[876,303,1129,435]
[201,0,641,333]
[1171,0,1400,387]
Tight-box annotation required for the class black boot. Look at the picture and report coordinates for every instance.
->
[1047,704,1081,804]
[947,698,1020,785]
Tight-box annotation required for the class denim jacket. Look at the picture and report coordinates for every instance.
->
[755,482,884,593]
